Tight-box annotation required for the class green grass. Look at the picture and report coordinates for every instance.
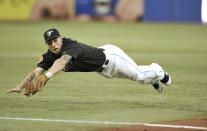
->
[0,21,207,131]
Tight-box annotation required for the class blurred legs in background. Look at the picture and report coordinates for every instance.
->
[202,0,207,24]
[30,0,70,21]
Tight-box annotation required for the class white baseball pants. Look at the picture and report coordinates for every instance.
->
[98,44,165,84]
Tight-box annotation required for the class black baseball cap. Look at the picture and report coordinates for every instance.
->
[44,28,60,43]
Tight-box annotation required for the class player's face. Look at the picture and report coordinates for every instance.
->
[47,37,63,54]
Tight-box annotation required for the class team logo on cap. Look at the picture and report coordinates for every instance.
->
[47,31,53,37]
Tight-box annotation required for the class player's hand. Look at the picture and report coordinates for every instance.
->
[6,87,22,93]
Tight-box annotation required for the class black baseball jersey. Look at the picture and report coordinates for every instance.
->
[37,38,106,72]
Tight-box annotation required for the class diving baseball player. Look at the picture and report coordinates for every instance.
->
[6,28,171,96]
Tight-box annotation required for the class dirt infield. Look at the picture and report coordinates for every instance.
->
[103,119,207,131]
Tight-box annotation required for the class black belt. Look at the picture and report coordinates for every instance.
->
[97,59,109,72]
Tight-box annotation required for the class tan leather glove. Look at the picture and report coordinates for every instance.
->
[24,75,49,97]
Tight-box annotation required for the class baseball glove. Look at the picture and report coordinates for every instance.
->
[24,75,49,97]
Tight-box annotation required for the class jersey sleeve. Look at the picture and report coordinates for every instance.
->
[61,41,82,59]
[37,53,54,70]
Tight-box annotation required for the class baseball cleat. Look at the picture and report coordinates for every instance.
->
[153,80,162,93]
[161,72,171,86]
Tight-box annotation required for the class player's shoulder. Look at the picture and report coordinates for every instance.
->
[38,50,52,63]
[41,49,56,58]
[63,37,79,44]
[62,38,82,50]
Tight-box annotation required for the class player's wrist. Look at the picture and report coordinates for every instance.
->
[45,72,53,78]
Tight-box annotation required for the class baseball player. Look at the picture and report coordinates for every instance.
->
[6,28,171,96]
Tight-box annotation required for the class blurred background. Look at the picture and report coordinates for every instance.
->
[0,1,207,131]
[0,0,206,24]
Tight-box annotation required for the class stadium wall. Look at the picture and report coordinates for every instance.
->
[143,0,202,22]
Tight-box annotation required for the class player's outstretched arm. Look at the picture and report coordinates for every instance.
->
[47,54,72,76]
[6,67,45,93]
[23,54,72,96]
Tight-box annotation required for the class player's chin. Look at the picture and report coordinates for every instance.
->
[52,49,60,54]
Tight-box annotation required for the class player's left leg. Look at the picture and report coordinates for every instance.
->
[113,55,171,92]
